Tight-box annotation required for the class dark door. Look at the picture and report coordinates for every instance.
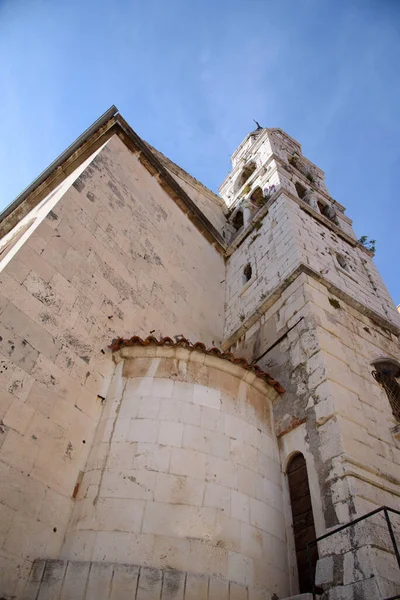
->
[287,453,320,593]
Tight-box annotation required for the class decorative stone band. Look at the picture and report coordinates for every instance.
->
[108,334,285,394]
[25,560,254,600]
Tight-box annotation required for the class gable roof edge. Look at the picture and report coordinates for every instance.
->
[0,108,227,254]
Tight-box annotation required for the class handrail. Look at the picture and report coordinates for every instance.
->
[307,506,400,600]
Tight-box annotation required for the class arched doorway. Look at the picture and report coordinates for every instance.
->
[287,453,321,593]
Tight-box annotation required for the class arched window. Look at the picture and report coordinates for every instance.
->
[372,358,400,421]
[235,162,257,192]
[295,182,307,200]
[336,253,348,271]
[243,263,252,284]
[250,186,264,207]
[231,209,244,232]
[317,200,330,218]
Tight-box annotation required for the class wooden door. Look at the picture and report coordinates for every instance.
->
[287,453,320,593]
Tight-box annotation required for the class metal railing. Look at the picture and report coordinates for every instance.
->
[307,506,400,600]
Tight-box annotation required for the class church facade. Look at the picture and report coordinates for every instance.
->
[0,107,399,599]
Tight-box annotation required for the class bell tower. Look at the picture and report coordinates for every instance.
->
[220,126,400,597]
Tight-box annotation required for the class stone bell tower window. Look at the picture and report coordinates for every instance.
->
[250,186,264,207]
[317,200,330,218]
[295,182,307,199]
[372,359,400,421]
[243,263,252,284]
[236,162,257,191]
[232,209,244,231]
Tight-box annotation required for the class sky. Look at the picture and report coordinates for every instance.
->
[0,0,399,301]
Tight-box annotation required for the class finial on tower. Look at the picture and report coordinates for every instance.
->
[253,119,262,130]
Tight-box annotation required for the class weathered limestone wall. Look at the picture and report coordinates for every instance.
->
[224,195,301,338]
[224,194,400,342]
[0,135,225,597]
[286,196,400,327]
[58,344,289,599]
[230,273,400,596]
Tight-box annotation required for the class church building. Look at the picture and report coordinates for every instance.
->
[0,106,399,599]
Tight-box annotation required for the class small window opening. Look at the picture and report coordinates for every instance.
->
[317,201,330,218]
[336,253,348,271]
[232,210,244,232]
[372,359,400,421]
[243,263,252,284]
[236,162,257,191]
[295,182,307,199]
[250,186,264,208]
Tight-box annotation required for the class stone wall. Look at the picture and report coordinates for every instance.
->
[24,560,265,600]
[230,272,400,595]
[58,344,288,599]
[224,195,301,339]
[0,134,225,597]
[224,193,400,342]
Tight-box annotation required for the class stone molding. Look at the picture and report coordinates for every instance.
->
[109,334,285,394]
[24,560,255,600]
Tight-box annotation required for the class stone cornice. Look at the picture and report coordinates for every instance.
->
[109,334,285,393]
[147,143,227,213]
[338,453,400,496]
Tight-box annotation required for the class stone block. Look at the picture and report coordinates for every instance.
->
[240,523,263,560]
[180,402,202,426]
[231,490,250,523]
[193,384,221,410]
[128,418,159,443]
[60,561,90,600]
[185,572,209,600]
[133,442,171,472]
[209,576,229,600]
[200,406,225,433]
[159,420,184,447]
[110,564,139,600]
[21,559,46,600]
[170,447,206,480]
[315,555,334,586]
[228,552,253,587]
[91,531,154,564]
[183,424,229,459]
[160,398,182,422]
[229,582,248,600]
[90,497,145,533]
[85,562,114,600]
[142,502,218,541]
[206,455,237,489]
[154,472,205,506]
[136,566,163,600]
[204,482,231,512]
[161,568,186,600]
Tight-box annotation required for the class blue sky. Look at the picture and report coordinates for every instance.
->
[1,0,399,301]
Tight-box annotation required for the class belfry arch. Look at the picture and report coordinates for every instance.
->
[235,161,256,192]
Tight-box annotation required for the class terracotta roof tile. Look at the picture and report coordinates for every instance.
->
[109,335,285,394]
